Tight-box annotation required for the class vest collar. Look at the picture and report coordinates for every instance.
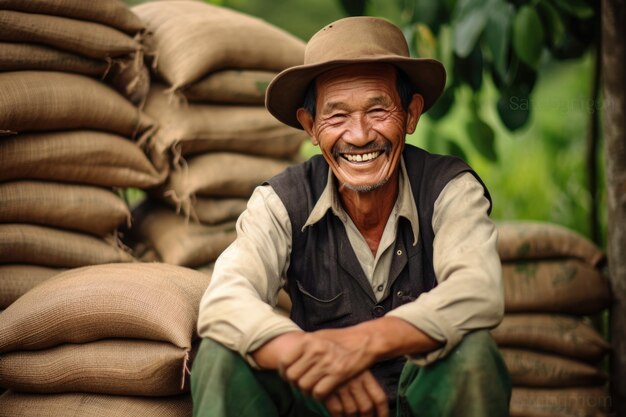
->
[302,158,420,246]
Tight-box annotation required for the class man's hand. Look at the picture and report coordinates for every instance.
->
[278,330,375,400]
[323,371,389,417]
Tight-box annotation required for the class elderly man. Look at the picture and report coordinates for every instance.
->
[192,16,511,417]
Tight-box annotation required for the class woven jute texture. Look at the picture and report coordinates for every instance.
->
[0,263,210,353]
[0,10,140,60]
[161,152,291,204]
[0,391,192,417]
[0,181,130,236]
[501,348,607,388]
[0,71,153,138]
[0,131,166,188]
[502,259,610,315]
[134,204,236,267]
[0,224,134,268]
[160,194,247,225]
[491,314,610,362]
[182,69,277,104]
[133,1,304,88]
[0,339,190,396]
[510,387,610,417]
[106,55,151,107]
[0,0,144,34]
[0,42,108,75]
[497,221,605,266]
[0,265,62,309]
[144,85,306,163]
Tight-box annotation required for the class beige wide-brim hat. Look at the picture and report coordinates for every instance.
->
[265,16,446,130]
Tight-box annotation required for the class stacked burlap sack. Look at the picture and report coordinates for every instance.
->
[128,0,308,267]
[494,221,612,417]
[0,0,167,310]
[0,263,211,416]
[0,0,151,106]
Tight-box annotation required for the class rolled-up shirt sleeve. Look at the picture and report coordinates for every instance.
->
[385,172,504,365]
[197,185,301,366]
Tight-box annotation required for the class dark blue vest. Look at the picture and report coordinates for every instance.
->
[266,144,491,401]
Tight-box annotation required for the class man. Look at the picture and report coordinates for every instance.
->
[192,16,511,417]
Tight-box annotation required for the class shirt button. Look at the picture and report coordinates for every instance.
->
[397,291,403,297]
[372,305,385,318]
[396,249,402,256]
[377,285,384,292]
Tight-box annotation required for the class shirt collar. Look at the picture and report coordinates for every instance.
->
[302,158,420,246]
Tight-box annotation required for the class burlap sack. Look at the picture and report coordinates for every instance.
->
[510,387,611,417]
[491,314,610,362]
[0,0,144,34]
[0,42,107,75]
[0,265,62,309]
[182,69,277,104]
[0,340,190,396]
[134,205,236,267]
[0,71,153,138]
[133,1,305,88]
[161,152,291,204]
[0,224,134,268]
[0,11,140,60]
[159,192,247,224]
[0,181,130,236]
[0,392,192,417]
[0,263,211,353]
[501,348,607,387]
[497,221,605,266]
[144,85,306,164]
[106,55,151,107]
[0,131,166,188]
[502,259,611,315]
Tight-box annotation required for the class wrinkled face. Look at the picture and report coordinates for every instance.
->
[297,63,422,193]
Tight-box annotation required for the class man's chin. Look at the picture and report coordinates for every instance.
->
[340,177,389,193]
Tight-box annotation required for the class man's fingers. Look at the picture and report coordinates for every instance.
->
[337,386,359,417]
[360,372,389,417]
[324,394,344,417]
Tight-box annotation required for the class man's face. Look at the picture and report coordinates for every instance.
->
[297,63,423,193]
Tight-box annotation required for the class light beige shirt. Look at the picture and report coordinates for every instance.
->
[197,161,503,366]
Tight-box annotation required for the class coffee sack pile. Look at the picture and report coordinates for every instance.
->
[130,0,307,268]
[494,221,612,417]
[0,0,151,106]
[0,0,168,310]
[0,263,210,416]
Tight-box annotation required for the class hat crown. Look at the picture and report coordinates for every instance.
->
[304,16,410,65]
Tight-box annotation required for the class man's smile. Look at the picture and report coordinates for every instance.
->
[341,151,382,163]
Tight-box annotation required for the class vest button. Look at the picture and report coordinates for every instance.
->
[372,305,385,318]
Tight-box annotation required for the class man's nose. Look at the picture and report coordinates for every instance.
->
[342,113,375,147]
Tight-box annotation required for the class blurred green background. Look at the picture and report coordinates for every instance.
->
[125,0,604,247]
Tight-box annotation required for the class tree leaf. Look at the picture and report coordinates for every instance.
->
[550,0,594,19]
[466,114,497,161]
[412,0,444,32]
[497,91,531,131]
[512,5,545,68]
[452,0,489,57]
[414,23,437,58]
[455,44,483,91]
[537,0,566,48]
[338,0,367,16]
[484,0,514,79]
[447,139,469,161]
[427,86,455,120]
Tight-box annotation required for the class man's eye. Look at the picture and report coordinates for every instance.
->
[369,108,386,114]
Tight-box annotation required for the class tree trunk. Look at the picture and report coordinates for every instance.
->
[602,0,626,415]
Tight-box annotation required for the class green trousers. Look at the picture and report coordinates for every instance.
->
[191,331,511,417]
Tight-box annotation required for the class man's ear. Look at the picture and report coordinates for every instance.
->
[296,108,318,145]
[405,93,424,134]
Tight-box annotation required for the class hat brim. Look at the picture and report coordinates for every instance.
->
[265,56,446,130]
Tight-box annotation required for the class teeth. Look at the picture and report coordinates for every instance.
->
[345,151,381,162]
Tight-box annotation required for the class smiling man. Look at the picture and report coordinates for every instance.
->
[192,16,511,417]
